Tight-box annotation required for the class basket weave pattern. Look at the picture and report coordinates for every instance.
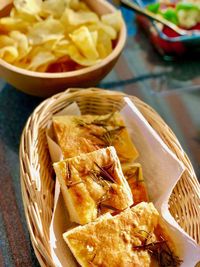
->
[20,88,200,267]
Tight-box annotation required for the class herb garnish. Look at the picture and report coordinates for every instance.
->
[66,180,84,189]
[89,170,106,187]
[75,113,114,128]
[91,113,114,126]
[88,261,96,267]
[133,234,182,267]
[66,162,71,181]
[65,162,83,189]
[74,113,125,146]
[91,126,125,146]
[96,193,110,216]
[94,162,116,183]
[96,192,120,216]
[90,162,120,216]
[88,252,97,267]
[89,166,114,216]
[89,162,115,191]
[97,203,120,216]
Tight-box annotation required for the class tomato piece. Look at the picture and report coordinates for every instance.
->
[46,56,83,73]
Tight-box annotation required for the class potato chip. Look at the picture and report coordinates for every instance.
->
[13,0,42,16]
[68,0,80,10]
[28,50,56,70]
[66,43,100,66]
[101,11,123,32]
[9,31,30,60]
[91,31,98,47]
[41,0,68,18]
[98,22,117,40]
[0,35,15,48]
[14,60,29,70]
[10,7,40,23]
[75,2,91,11]
[36,64,51,72]
[0,16,30,33]
[88,22,117,40]
[28,17,65,45]
[96,29,112,59]
[42,39,64,51]
[0,46,18,63]
[69,26,99,60]
[21,46,39,66]
[41,0,80,16]
[53,39,70,57]
[0,33,29,61]
[10,7,18,18]
[26,45,54,64]
[60,8,99,27]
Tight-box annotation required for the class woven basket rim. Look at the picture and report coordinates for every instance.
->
[19,87,200,267]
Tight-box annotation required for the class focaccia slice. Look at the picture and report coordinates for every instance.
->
[52,112,139,162]
[63,202,180,267]
[53,146,133,225]
[122,163,149,205]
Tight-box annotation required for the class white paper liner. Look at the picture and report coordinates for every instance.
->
[122,98,200,267]
[47,99,200,267]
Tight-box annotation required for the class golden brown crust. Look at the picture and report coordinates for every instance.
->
[63,202,160,267]
[53,147,133,224]
[52,112,139,162]
[122,163,149,205]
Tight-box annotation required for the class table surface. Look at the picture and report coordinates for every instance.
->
[0,2,200,267]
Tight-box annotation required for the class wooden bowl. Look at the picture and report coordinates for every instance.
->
[0,1,126,97]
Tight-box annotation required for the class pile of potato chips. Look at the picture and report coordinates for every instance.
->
[0,0,123,72]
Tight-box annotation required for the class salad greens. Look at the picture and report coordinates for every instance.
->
[147,1,200,28]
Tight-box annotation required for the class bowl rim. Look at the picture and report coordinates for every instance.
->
[152,21,200,42]
[0,0,127,78]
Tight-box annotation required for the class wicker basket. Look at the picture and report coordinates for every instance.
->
[19,88,200,267]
